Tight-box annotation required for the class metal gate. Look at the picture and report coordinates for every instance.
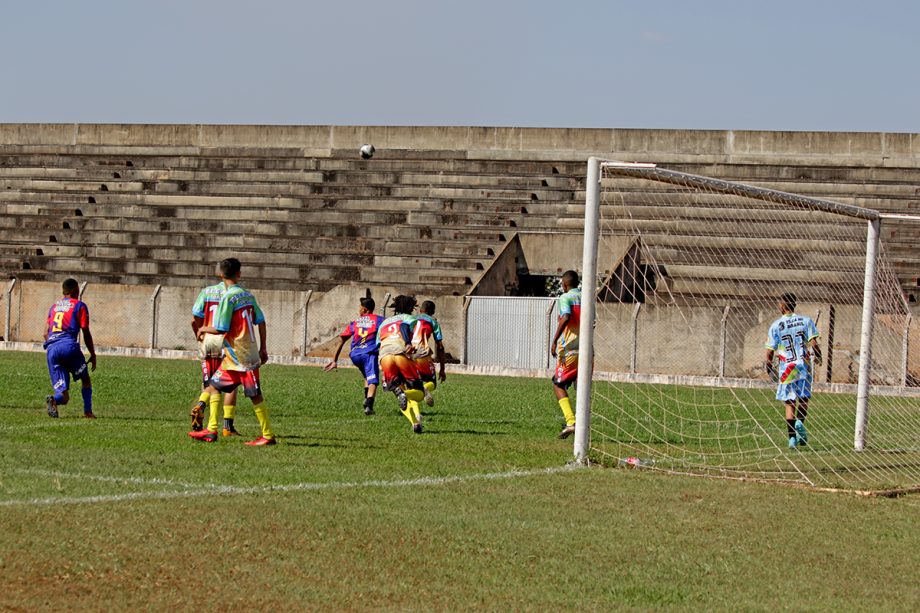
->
[464,296,558,369]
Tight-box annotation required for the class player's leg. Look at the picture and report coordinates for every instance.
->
[191,359,214,432]
[553,350,578,438]
[784,400,798,448]
[400,357,425,433]
[353,353,377,415]
[242,371,275,446]
[222,388,239,436]
[416,356,436,407]
[189,369,233,442]
[79,371,94,418]
[380,355,411,417]
[45,346,67,417]
[794,396,809,446]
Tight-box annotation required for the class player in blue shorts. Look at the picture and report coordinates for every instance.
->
[42,278,97,418]
[765,293,822,449]
[325,297,385,415]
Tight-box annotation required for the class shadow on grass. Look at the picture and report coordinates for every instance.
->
[426,429,510,436]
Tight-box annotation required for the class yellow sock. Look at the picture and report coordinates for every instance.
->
[252,402,274,439]
[406,389,424,403]
[400,406,418,426]
[207,393,221,432]
[198,391,210,404]
[408,399,422,423]
[558,397,575,426]
[223,404,236,420]
[423,381,435,393]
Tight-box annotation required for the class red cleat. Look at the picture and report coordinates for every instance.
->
[244,436,276,446]
[188,429,217,442]
[83,412,96,419]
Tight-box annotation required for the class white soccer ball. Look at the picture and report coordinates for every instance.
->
[360,144,375,159]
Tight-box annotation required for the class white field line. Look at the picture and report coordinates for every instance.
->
[8,468,204,490]
[0,465,580,508]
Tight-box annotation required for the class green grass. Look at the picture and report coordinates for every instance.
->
[1,350,919,611]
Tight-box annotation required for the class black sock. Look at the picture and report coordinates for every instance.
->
[796,406,808,422]
[786,419,797,438]
[363,387,368,398]
[364,397,375,411]
[223,418,234,431]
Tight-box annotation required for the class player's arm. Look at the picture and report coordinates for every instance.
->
[191,315,204,336]
[325,335,349,371]
[399,321,414,354]
[436,340,447,382]
[82,325,97,371]
[764,348,776,381]
[551,314,570,358]
[809,338,823,365]
[258,321,268,364]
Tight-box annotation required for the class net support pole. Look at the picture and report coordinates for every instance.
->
[149,284,162,351]
[300,290,313,358]
[854,218,881,452]
[574,157,601,464]
[902,313,912,388]
[4,278,16,342]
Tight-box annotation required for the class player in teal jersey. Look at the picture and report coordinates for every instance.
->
[551,270,582,439]
[765,293,822,449]
[409,300,447,407]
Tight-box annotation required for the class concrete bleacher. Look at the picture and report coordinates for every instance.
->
[0,125,918,304]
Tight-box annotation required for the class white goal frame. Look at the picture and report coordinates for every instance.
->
[573,157,892,463]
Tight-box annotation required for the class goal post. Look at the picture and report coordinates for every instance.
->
[576,158,920,492]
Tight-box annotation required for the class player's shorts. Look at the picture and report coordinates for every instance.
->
[350,351,379,385]
[379,354,422,391]
[46,342,88,392]
[208,368,262,398]
[776,376,812,402]
[552,348,579,389]
[200,358,222,386]
[414,355,437,385]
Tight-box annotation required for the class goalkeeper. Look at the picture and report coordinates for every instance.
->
[765,293,822,449]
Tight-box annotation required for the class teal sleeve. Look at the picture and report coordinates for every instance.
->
[252,299,265,325]
[214,296,234,332]
[433,319,443,342]
[191,290,206,318]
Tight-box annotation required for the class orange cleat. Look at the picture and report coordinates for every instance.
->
[189,429,217,442]
[244,436,276,446]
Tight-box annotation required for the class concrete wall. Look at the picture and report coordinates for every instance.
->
[1,124,918,165]
[6,280,914,384]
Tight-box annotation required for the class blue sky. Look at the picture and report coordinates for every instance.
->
[2,0,917,132]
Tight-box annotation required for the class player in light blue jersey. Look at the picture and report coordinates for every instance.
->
[765,293,822,449]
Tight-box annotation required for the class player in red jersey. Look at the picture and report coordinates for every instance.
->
[410,300,447,407]
[190,278,239,436]
[42,278,97,418]
[377,295,426,433]
[551,270,582,439]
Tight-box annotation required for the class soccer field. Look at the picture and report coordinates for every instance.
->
[1,350,918,610]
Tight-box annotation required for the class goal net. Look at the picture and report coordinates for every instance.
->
[576,159,920,494]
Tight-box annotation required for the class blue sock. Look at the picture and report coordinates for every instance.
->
[53,392,65,404]
[81,387,93,414]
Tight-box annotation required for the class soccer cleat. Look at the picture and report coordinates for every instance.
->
[423,389,435,407]
[788,436,798,450]
[395,390,408,411]
[412,423,423,434]
[244,436,276,446]
[363,405,375,416]
[794,420,808,446]
[189,429,217,443]
[558,424,576,439]
[190,401,205,432]
[222,427,241,437]
[45,395,59,419]
[83,412,96,419]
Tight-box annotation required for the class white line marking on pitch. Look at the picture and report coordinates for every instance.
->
[0,465,581,508]
[8,468,205,490]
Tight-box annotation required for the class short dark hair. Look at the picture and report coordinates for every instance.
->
[219,258,242,279]
[62,278,79,294]
[562,270,579,287]
[780,292,797,311]
[360,297,375,312]
[420,300,435,316]
[393,295,416,315]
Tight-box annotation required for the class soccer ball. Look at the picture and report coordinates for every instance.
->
[360,144,375,159]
